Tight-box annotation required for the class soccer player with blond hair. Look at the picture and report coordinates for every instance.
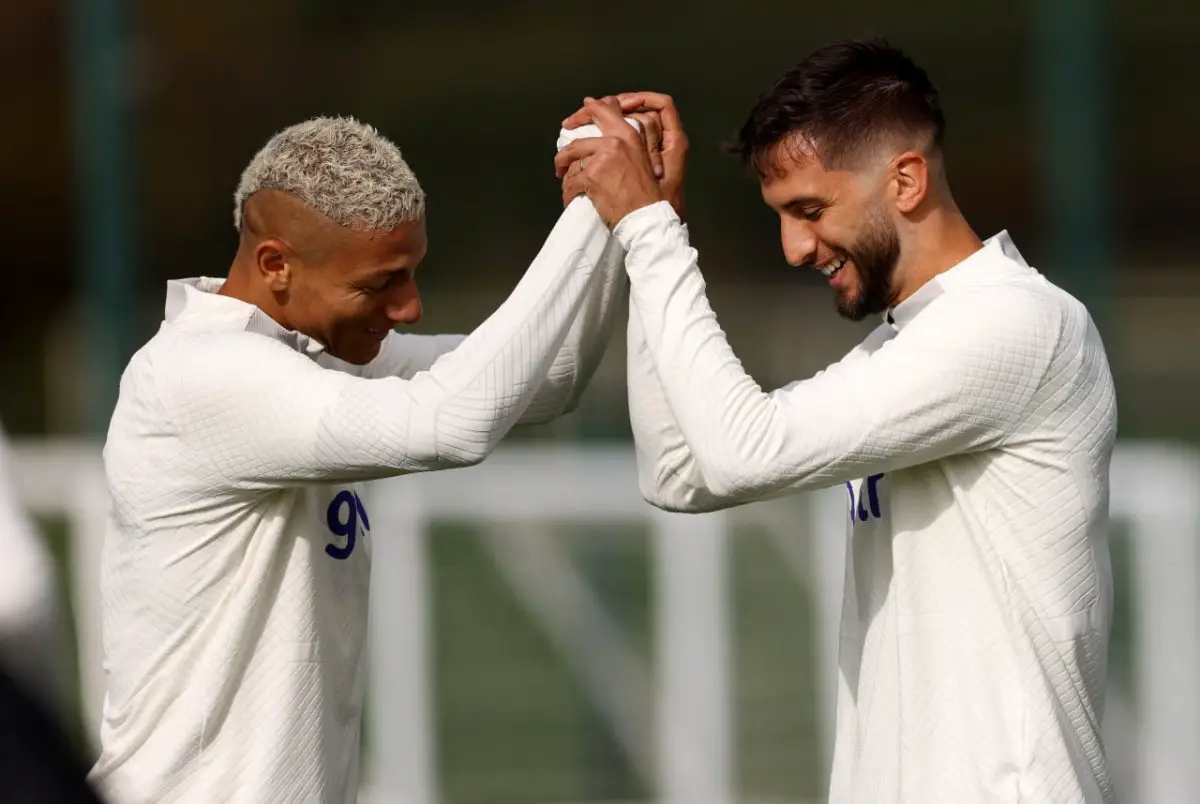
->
[90,116,627,803]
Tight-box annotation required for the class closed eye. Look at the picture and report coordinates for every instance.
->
[790,204,823,222]
[362,269,412,292]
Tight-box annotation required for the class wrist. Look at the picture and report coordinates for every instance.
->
[609,186,665,230]
[666,182,685,223]
[613,200,680,249]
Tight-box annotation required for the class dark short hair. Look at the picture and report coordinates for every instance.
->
[728,38,946,174]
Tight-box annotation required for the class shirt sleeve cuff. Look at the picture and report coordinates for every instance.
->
[613,201,681,251]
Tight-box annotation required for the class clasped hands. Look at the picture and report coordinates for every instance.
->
[554,92,688,228]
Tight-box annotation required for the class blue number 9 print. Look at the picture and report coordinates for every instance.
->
[325,490,370,560]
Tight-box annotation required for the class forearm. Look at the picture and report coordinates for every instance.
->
[617,202,805,498]
[519,228,627,424]
[627,285,729,512]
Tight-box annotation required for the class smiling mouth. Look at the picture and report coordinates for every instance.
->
[818,256,847,279]
[366,326,391,339]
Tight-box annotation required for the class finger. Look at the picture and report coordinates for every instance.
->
[617,92,683,137]
[561,95,600,129]
[584,97,642,143]
[554,138,604,178]
[561,105,593,130]
[629,111,664,179]
[595,95,623,113]
[628,112,662,150]
[561,95,619,129]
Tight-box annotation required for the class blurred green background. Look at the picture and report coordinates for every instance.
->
[2,0,1197,441]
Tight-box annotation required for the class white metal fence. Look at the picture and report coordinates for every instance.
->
[9,440,1200,804]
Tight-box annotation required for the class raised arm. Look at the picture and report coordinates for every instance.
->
[166,198,616,488]
[623,217,729,512]
[519,233,626,423]
[626,296,723,511]
[617,202,1059,508]
[352,230,626,425]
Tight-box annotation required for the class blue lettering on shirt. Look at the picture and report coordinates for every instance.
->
[325,489,370,560]
[845,473,885,522]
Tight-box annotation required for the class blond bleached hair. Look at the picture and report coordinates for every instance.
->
[233,115,425,232]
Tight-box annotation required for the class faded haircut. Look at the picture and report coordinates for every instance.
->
[233,116,425,232]
[728,38,946,175]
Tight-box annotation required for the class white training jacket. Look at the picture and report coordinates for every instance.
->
[622,201,1117,804]
[89,196,626,804]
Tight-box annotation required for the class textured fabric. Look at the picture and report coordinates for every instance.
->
[555,118,640,152]
[90,195,623,804]
[620,201,1117,804]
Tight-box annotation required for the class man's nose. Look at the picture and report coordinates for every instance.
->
[782,218,819,268]
[385,288,422,325]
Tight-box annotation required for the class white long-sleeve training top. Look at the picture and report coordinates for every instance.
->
[621,201,1117,804]
[89,196,627,804]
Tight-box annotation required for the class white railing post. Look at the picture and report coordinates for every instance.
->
[652,507,734,804]
[1110,444,1200,804]
[365,478,436,804]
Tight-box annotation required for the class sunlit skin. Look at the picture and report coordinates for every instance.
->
[218,189,426,364]
[757,136,983,320]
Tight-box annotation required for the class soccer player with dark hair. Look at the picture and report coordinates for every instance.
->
[558,38,1117,804]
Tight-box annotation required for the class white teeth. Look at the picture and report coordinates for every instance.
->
[819,257,846,277]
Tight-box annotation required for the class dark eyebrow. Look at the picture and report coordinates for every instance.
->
[781,195,827,210]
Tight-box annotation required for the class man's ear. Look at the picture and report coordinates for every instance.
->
[253,238,293,292]
[890,151,930,215]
